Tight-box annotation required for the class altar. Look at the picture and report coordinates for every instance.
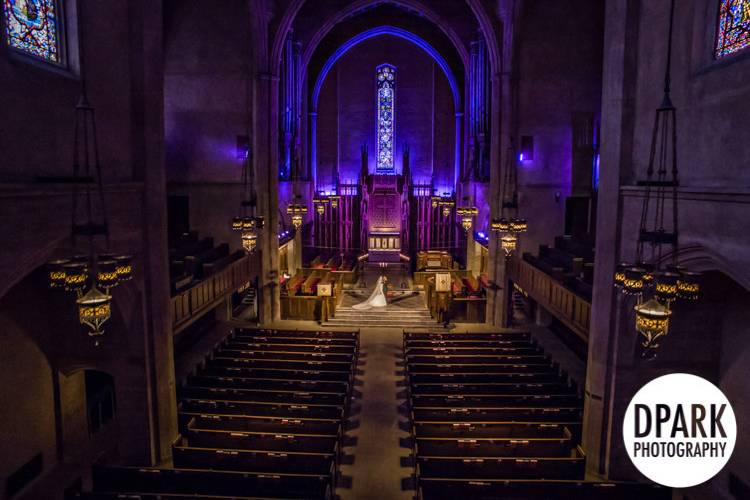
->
[365,174,407,263]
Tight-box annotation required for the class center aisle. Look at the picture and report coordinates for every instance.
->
[338,327,413,500]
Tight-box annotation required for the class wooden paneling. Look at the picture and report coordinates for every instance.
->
[507,256,591,342]
[171,254,260,334]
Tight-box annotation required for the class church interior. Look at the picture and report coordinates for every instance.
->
[1,0,749,499]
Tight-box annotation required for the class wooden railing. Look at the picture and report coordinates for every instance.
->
[171,253,260,334]
[507,256,591,342]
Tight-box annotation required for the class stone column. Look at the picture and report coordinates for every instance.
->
[254,72,281,324]
[293,228,303,274]
[486,71,510,327]
[582,0,638,479]
[129,0,177,464]
[309,112,318,188]
[466,229,480,275]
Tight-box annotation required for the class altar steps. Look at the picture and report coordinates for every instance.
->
[322,305,440,329]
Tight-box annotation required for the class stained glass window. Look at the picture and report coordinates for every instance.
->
[3,0,61,63]
[376,64,396,173]
[716,0,750,58]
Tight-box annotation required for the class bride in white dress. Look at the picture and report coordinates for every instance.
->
[352,276,388,310]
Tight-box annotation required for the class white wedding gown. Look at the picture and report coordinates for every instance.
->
[352,276,388,310]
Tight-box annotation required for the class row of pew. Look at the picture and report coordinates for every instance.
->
[169,231,245,295]
[82,328,359,499]
[523,235,595,300]
[403,331,669,500]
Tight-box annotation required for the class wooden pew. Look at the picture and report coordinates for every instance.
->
[181,414,342,436]
[178,399,345,420]
[407,371,564,384]
[417,449,585,480]
[184,427,339,454]
[187,374,350,394]
[215,347,355,363]
[209,356,355,373]
[173,437,336,475]
[412,406,583,423]
[412,421,580,439]
[414,430,575,457]
[409,382,573,396]
[224,339,356,354]
[200,365,354,383]
[417,478,671,500]
[410,393,580,408]
[178,386,347,406]
[91,465,333,499]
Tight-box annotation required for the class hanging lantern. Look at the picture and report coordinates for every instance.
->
[241,231,258,253]
[76,286,112,338]
[97,260,120,290]
[639,263,655,287]
[329,196,340,209]
[501,234,518,256]
[432,198,438,208]
[654,271,679,303]
[63,262,88,292]
[241,217,256,231]
[461,216,473,232]
[510,217,528,233]
[48,259,70,289]
[113,255,133,282]
[634,298,671,345]
[491,217,510,233]
[287,203,308,230]
[677,271,701,300]
[613,262,630,289]
[442,205,451,217]
[622,267,646,296]
[231,216,244,232]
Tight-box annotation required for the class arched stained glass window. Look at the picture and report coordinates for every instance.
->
[716,0,750,58]
[376,64,396,173]
[3,0,62,63]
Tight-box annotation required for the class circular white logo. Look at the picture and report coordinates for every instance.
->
[623,373,736,488]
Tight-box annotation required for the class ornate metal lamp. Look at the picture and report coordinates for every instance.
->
[492,142,528,255]
[431,196,454,217]
[500,234,518,256]
[46,77,133,342]
[615,0,700,357]
[231,136,263,253]
[287,196,308,230]
[457,205,478,233]
[314,196,330,216]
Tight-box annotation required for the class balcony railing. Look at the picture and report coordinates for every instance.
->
[171,253,260,334]
[507,255,591,342]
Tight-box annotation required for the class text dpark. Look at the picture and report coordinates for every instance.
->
[634,404,728,439]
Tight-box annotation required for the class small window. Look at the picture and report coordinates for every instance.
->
[3,0,65,65]
[715,0,750,58]
[85,370,116,434]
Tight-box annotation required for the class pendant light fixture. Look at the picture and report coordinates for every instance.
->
[230,136,264,253]
[287,194,307,230]
[615,0,700,357]
[492,142,527,255]
[46,8,132,343]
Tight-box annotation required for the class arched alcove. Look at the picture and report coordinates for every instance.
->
[0,314,57,495]
[312,30,459,190]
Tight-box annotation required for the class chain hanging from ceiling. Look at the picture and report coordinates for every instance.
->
[613,0,700,359]
[491,141,527,255]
